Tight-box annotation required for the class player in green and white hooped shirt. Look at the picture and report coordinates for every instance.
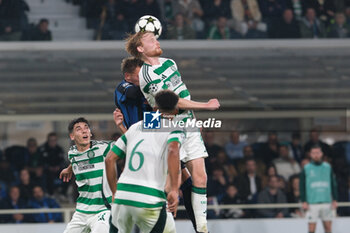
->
[125,31,220,233]
[106,90,183,233]
[300,145,338,233]
[60,118,112,233]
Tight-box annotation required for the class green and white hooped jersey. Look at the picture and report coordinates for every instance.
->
[111,121,185,209]
[68,140,113,214]
[139,57,191,108]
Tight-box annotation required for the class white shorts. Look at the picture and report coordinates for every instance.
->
[306,203,335,223]
[63,210,110,233]
[110,203,176,233]
[181,130,208,163]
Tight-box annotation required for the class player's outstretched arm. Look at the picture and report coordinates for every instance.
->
[177,98,220,111]
[105,150,120,202]
[113,108,127,134]
[59,164,73,182]
[167,141,180,217]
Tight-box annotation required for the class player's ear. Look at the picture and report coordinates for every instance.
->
[124,73,131,82]
[69,133,75,141]
[137,46,144,53]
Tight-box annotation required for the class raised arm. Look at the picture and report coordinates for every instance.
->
[177,98,220,111]
[113,108,127,134]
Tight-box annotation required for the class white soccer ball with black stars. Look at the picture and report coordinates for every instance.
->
[135,15,162,38]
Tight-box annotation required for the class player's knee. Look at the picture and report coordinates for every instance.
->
[192,172,207,187]
[324,225,332,232]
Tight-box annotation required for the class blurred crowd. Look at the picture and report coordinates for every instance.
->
[72,0,350,40]
[0,128,350,222]
[2,0,350,41]
[0,0,51,41]
[0,132,65,223]
[201,129,350,219]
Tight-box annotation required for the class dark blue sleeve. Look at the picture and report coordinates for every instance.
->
[115,81,136,106]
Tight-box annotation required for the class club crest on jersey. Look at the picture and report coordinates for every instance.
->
[165,81,171,88]
[87,150,95,159]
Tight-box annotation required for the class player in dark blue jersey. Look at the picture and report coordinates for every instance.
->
[114,57,152,131]
[114,57,199,232]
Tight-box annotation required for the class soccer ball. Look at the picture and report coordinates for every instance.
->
[135,15,162,38]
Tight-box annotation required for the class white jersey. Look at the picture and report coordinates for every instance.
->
[139,57,209,163]
[68,140,112,214]
[139,57,191,108]
[111,120,185,209]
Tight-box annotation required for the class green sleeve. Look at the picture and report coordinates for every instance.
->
[330,168,338,201]
[299,169,306,202]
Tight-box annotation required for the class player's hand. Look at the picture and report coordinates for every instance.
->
[167,190,179,218]
[113,108,124,126]
[59,167,73,182]
[332,200,337,209]
[302,202,309,210]
[206,99,220,110]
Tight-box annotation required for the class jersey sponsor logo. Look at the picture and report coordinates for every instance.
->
[143,110,161,129]
[164,74,181,89]
[310,181,329,188]
[77,160,95,171]
[170,74,181,86]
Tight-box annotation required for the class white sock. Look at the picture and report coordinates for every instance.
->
[192,186,208,233]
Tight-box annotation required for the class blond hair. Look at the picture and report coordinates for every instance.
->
[125,32,147,59]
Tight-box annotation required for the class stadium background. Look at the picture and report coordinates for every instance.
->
[1,0,350,233]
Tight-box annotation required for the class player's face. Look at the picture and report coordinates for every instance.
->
[310,148,323,162]
[70,122,91,147]
[139,32,162,57]
[125,66,141,86]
